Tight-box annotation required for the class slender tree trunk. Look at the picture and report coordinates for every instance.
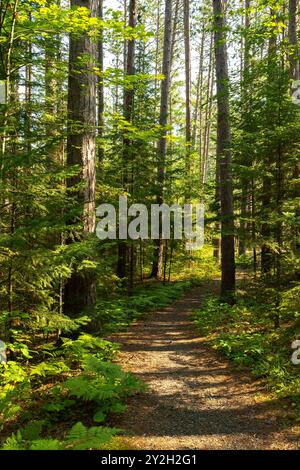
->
[212,149,220,260]
[184,0,192,199]
[251,175,257,275]
[117,0,137,280]
[210,26,220,261]
[64,0,98,315]
[6,79,19,344]
[123,0,128,74]
[239,0,250,257]
[25,34,32,154]
[154,0,161,111]
[0,0,19,340]
[288,0,299,80]
[1,0,19,173]
[213,0,236,301]
[202,32,214,184]
[261,14,276,274]
[288,0,300,257]
[151,0,172,279]
[170,0,180,76]
[193,28,205,147]
[98,0,104,164]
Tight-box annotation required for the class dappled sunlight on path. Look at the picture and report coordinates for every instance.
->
[110,282,300,450]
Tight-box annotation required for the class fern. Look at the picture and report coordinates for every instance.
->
[60,334,119,362]
[2,421,119,451]
[29,439,64,450]
[19,421,45,441]
[2,431,24,450]
[65,422,120,450]
[30,360,70,378]
[64,355,143,423]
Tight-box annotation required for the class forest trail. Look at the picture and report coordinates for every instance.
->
[110,282,300,450]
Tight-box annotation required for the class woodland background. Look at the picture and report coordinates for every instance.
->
[0,0,299,450]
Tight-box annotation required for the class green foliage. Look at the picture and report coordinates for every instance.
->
[193,296,240,335]
[280,285,300,320]
[64,356,144,423]
[215,332,266,367]
[64,422,120,450]
[60,333,119,362]
[2,0,300,450]
[95,279,199,334]
[0,362,31,429]
[0,273,192,447]
[2,421,119,450]
[194,283,300,407]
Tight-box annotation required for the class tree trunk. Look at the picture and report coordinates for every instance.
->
[288,0,299,80]
[170,0,180,76]
[213,0,236,301]
[239,0,250,257]
[117,0,137,280]
[288,0,300,258]
[98,0,105,164]
[64,0,98,315]
[154,0,161,111]
[151,0,172,279]
[261,14,276,274]
[202,32,214,185]
[184,0,192,200]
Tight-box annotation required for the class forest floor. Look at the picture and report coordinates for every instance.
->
[109,280,300,450]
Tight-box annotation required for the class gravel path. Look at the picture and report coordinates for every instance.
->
[110,283,300,450]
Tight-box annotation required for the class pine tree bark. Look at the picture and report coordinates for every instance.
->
[202,32,214,184]
[170,0,180,75]
[151,0,172,279]
[184,0,192,200]
[98,0,104,164]
[154,0,161,110]
[117,0,137,280]
[64,0,98,315]
[238,0,250,257]
[288,0,300,257]
[261,13,276,274]
[288,0,299,80]
[192,28,205,148]
[213,0,236,300]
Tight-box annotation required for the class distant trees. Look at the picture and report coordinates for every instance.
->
[1,0,300,330]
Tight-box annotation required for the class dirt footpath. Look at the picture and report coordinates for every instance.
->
[110,283,300,449]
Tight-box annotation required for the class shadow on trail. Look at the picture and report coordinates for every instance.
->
[110,281,298,449]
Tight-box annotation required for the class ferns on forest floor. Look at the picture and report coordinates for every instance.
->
[0,278,194,450]
[2,421,121,450]
[193,281,300,419]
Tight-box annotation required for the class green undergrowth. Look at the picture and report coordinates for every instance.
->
[0,245,219,450]
[0,333,143,450]
[193,278,300,420]
[96,278,202,334]
[95,246,220,334]
[0,274,204,450]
